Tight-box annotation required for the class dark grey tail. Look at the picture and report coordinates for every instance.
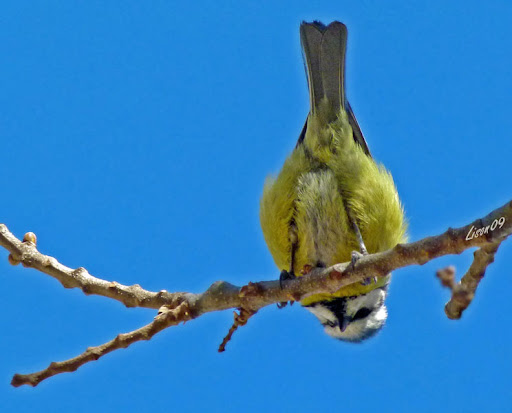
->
[299,21,370,156]
[300,21,347,114]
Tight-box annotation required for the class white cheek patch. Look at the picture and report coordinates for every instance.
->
[306,305,339,326]
[367,304,387,329]
[345,289,386,314]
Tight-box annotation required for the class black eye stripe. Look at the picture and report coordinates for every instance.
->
[352,307,372,321]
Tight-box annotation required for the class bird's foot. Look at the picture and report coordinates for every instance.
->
[279,269,296,288]
[277,270,296,309]
[350,250,364,270]
[350,251,376,285]
[360,276,378,286]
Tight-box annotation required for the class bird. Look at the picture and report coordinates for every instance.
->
[259,21,407,342]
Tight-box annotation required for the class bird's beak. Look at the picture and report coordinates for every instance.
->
[339,316,350,332]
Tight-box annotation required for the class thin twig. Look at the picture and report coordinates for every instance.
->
[218,307,256,352]
[439,241,501,319]
[11,301,193,387]
[0,224,187,309]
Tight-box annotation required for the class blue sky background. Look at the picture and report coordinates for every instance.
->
[1,1,511,412]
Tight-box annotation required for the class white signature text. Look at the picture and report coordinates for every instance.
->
[465,217,506,241]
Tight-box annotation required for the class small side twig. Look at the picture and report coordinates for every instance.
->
[437,241,500,319]
[11,301,193,387]
[218,307,256,353]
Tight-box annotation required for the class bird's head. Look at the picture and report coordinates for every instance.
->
[305,287,388,342]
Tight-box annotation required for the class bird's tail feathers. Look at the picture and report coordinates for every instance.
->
[300,21,347,115]
[300,21,370,156]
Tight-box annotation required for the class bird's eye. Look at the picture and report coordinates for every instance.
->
[352,307,372,321]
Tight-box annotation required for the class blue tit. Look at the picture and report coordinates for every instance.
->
[260,21,407,342]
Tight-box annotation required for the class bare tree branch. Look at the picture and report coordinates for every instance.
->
[1,199,511,386]
[0,226,183,309]
[438,241,501,319]
[11,301,193,387]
